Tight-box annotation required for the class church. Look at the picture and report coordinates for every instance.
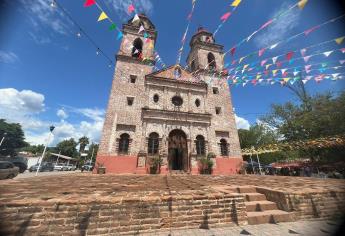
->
[95,14,242,175]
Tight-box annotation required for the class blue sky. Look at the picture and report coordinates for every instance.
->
[0,0,344,145]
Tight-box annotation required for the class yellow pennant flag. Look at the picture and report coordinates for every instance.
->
[272,69,278,76]
[335,36,345,44]
[298,0,308,10]
[98,12,108,21]
[231,0,242,7]
[239,57,245,64]
[265,64,272,70]
[256,74,262,80]
[283,78,290,83]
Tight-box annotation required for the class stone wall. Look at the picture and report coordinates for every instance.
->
[256,187,345,220]
[0,193,247,235]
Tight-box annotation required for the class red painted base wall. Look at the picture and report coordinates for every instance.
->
[93,156,242,175]
[93,155,139,174]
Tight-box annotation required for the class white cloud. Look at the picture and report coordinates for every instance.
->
[57,109,68,119]
[103,0,153,21]
[0,88,104,146]
[235,114,250,130]
[254,2,301,48]
[0,51,19,63]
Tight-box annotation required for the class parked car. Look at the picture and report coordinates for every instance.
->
[62,164,76,171]
[0,156,27,173]
[81,164,94,172]
[29,162,54,172]
[54,163,65,171]
[0,161,19,179]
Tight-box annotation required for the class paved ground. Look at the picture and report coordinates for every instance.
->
[141,220,343,236]
[14,170,84,179]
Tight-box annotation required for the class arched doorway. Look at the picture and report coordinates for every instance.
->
[168,129,188,171]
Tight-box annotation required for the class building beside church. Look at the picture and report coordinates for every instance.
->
[95,14,242,175]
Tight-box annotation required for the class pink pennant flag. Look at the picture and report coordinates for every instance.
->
[305,65,312,73]
[283,71,288,77]
[303,56,311,63]
[84,0,96,7]
[260,19,273,30]
[187,13,193,20]
[340,48,345,53]
[281,69,287,75]
[286,52,294,61]
[276,61,282,68]
[304,25,320,36]
[261,59,268,66]
[230,47,236,56]
[339,60,345,65]
[231,60,237,65]
[300,48,307,57]
[264,70,269,75]
[128,4,135,14]
[221,12,231,22]
[258,48,266,57]
[138,25,145,33]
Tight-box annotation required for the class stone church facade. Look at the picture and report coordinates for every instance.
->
[95,14,242,175]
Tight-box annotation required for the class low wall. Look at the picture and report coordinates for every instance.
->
[0,193,248,235]
[213,157,243,175]
[256,187,345,220]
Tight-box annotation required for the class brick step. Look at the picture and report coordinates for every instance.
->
[247,210,294,225]
[245,193,267,201]
[245,201,278,212]
[237,186,257,193]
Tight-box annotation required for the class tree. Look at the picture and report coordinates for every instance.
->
[238,124,278,149]
[56,138,78,158]
[0,119,28,157]
[78,136,89,154]
[86,143,99,163]
[20,144,45,156]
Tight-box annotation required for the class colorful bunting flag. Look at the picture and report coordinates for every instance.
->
[132,14,140,23]
[286,52,294,61]
[138,25,145,33]
[231,0,242,7]
[304,25,320,36]
[261,59,268,66]
[305,65,312,73]
[340,60,345,65]
[84,0,96,7]
[98,12,108,21]
[258,48,266,57]
[117,31,123,40]
[221,12,231,22]
[298,0,308,10]
[260,19,273,30]
[272,56,278,64]
[272,69,278,76]
[270,43,279,49]
[109,23,116,31]
[335,36,345,44]
[323,50,333,57]
[300,48,307,57]
[341,48,345,53]
[230,47,236,56]
[266,64,272,70]
[303,56,311,63]
[281,69,287,75]
[239,57,245,63]
[128,4,135,14]
[276,61,282,68]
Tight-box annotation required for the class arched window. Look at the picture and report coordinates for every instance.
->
[119,133,130,154]
[131,38,143,58]
[207,53,216,70]
[153,94,159,103]
[195,99,201,107]
[148,132,159,155]
[195,135,206,156]
[220,139,228,156]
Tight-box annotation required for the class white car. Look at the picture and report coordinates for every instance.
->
[62,164,76,171]
[54,163,65,171]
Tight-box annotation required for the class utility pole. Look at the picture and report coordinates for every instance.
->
[36,126,55,176]
[0,132,7,147]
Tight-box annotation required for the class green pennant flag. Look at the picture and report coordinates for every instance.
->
[109,23,116,31]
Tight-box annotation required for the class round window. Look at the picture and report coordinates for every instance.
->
[195,99,200,107]
[153,94,159,103]
[172,96,183,107]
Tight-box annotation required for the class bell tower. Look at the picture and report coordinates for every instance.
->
[97,14,157,160]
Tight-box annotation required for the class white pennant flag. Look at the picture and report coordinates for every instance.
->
[269,43,279,49]
[293,71,299,76]
[246,30,258,42]
[272,56,278,64]
[132,14,140,23]
[300,48,307,57]
[323,51,333,57]
[281,69,287,75]
[302,80,308,84]
[138,25,145,33]
[332,73,340,78]
[303,56,311,63]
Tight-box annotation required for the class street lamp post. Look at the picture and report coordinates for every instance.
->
[36,126,55,176]
[0,132,7,147]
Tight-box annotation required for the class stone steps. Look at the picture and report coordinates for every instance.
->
[247,210,295,225]
[245,200,278,211]
[235,186,295,225]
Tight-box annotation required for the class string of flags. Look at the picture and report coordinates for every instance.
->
[177,0,197,65]
[213,0,243,36]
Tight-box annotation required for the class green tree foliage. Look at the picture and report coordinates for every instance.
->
[56,138,78,158]
[87,143,99,162]
[78,136,89,154]
[0,119,28,157]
